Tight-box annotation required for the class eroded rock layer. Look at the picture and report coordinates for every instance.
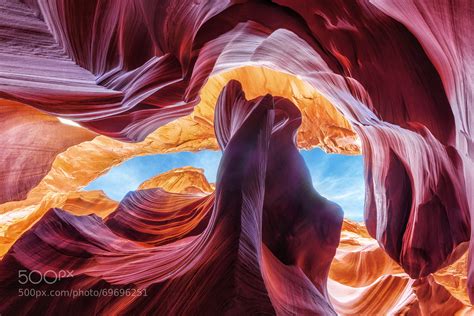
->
[0,65,357,257]
[0,167,211,257]
[0,81,343,314]
[138,166,214,193]
[0,99,96,204]
[329,220,472,315]
[0,0,471,284]
[0,0,472,313]
[1,148,471,315]
[0,190,117,257]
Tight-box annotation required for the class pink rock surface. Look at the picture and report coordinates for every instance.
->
[0,0,472,309]
[0,99,95,203]
[0,82,343,314]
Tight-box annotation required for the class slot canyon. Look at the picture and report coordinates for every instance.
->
[0,1,472,315]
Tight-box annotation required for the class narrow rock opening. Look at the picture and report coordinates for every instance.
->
[83,147,365,221]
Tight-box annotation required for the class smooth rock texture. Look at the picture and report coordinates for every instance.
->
[0,166,214,257]
[329,220,472,315]
[0,66,357,258]
[0,0,472,313]
[0,190,118,257]
[138,167,215,193]
[0,82,343,314]
[0,0,470,283]
[1,136,471,314]
[0,99,96,204]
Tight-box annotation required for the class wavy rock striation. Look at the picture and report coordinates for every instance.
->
[0,190,117,257]
[329,220,473,315]
[138,167,215,194]
[0,0,472,311]
[1,139,471,314]
[0,167,210,257]
[0,99,96,204]
[0,82,343,314]
[0,65,356,258]
[0,0,471,285]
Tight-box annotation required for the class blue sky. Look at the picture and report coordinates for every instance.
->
[301,150,365,221]
[84,148,365,221]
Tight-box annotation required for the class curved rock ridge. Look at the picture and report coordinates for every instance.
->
[0,82,343,314]
[0,167,211,257]
[0,0,471,294]
[15,65,358,202]
[0,106,471,314]
[0,190,118,257]
[0,66,355,257]
[0,65,357,211]
[201,66,360,154]
[328,220,473,315]
[0,0,360,150]
[138,166,215,193]
[0,136,471,314]
[0,99,96,204]
[0,0,472,309]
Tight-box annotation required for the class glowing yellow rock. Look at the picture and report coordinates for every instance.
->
[138,167,214,194]
[0,66,360,262]
[0,190,117,257]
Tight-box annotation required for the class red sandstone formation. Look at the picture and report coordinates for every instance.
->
[329,220,473,315]
[0,0,472,314]
[0,82,343,314]
[138,167,214,193]
[0,99,96,204]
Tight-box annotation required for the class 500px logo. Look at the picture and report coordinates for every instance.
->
[18,270,74,285]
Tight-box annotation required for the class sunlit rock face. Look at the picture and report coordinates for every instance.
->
[0,167,210,258]
[28,65,359,199]
[0,0,472,314]
[0,82,344,314]
[1,157,470,314]
[0,190,118,257]
[138,166,215,193]
[201,67,360,154]
[329,220,472,315]
[0,99,96,204]
[0,66,357,258]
